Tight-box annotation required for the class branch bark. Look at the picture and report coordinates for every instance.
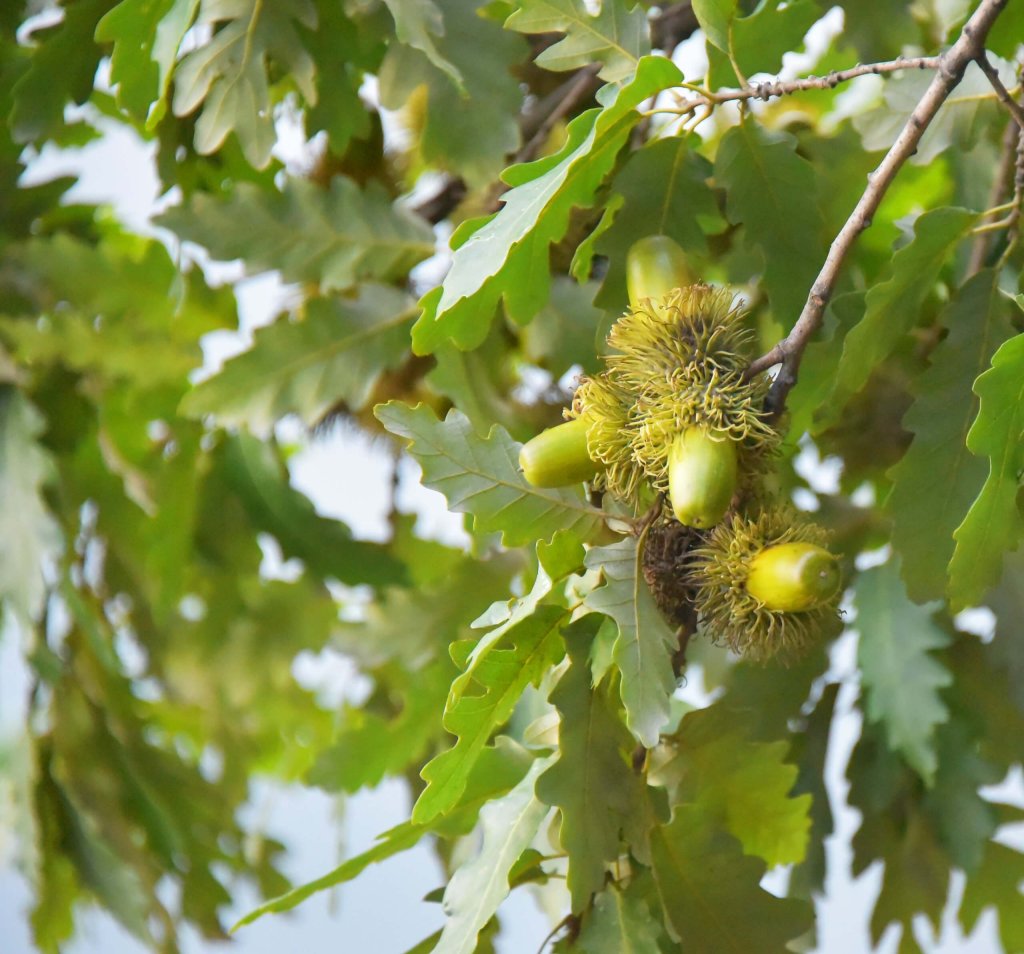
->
[747,0,1011,417]
[976,52,1024,127]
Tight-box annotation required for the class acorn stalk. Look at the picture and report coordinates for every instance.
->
[519,416,601,488]
[667,427,738,529]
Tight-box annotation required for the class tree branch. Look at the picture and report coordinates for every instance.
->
[746,0,1011,417]
[976,52,1024,128]
[670,56,940,115]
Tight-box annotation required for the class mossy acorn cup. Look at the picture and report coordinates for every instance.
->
[690,509,844,661]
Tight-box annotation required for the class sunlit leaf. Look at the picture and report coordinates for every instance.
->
[949,332,1024,609]
[855,560,951,783]
[505,0,650,83]
[412,56,683,352]
[412,605,566,823]
[583,537,677,748]
[434,755,552,954]
[171,0,318,167]
[0,388,61,621]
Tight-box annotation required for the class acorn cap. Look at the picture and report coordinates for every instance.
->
[689,507,843,661]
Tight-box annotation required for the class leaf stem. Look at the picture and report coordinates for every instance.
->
[746,0,1012,417]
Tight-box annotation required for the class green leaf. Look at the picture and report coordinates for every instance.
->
[181,286,416,434]
[590,135,723,313]
[411,55,683,352]
[235,740,534,928]
[307,660,450,794]
[958,840,1024,952]
[855,560,951,784]
[412,605,567,823]
[96,0,200,124]
[922,718,998,874]
[948,332,1024,609]
[0,388,62,622]
[986,2,1024,58]
[171,0,318,167]
[653,704,812,867]
[10,0,110,143]
[375,402,605,547]
[537,619,649,911]
[521,276,605,378]
[433,755,552,954]
[691,0,738,52]
[855,60,1014,166]
[821,207,977,424]
[219,433,407,586]
[583,537,677,748]
[504,0,651,83]
[380,0,462,87]
[720,0,821,83]
[886,270,1016,602]
[378,0,525,188]
[650,805,814,951]
[576,882,663,954]
[714,118,826,325]
[157,177,435,292]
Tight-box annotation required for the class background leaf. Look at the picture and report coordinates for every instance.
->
[855,560,951,783]
[0,388,61,621]
[158,177,435,291]
[182,286,418,434]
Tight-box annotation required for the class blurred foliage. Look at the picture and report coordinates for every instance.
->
[1,1,1023,952]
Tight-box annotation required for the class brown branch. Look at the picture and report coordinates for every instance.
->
[1001,122,1024,260]
[976,52,1024,127]
[746,0,1012,417]
[674,56,940,115]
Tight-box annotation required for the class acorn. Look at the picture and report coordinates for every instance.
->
[746,541,842,612]
[689,507,843,661]
[519,416,602,488]
[626,235,694,318]
[667,427,738,529]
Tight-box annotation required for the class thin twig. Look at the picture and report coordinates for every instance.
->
[998,123,1024,264]
[976,52,1024,127]
[746,0,1011,417]
[669,55,940,116]
[968,115,1021,273]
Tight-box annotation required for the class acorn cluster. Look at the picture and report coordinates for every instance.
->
[519,235,843,661]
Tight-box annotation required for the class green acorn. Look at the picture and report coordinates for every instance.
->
[667,427,738,529]
[690,507,843,661]
[519,416,602,488]
[626,235,694,318]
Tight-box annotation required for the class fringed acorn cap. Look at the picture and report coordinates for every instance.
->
[689,507,843,662]
[570,283,779,506]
